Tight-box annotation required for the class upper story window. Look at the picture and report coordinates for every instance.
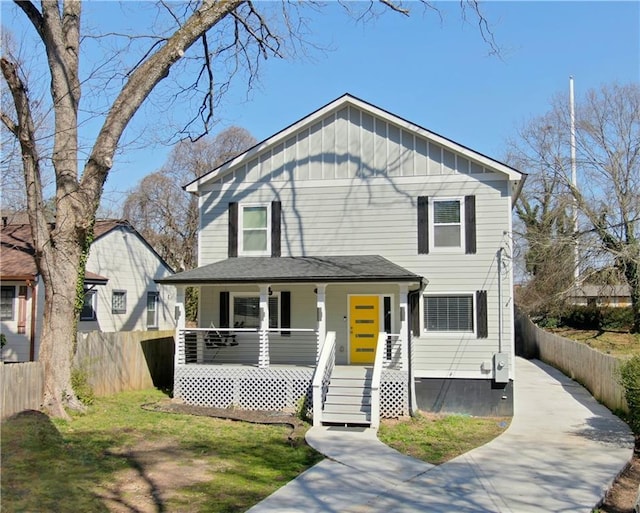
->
[80,289,97,321]
[1,286,15,321]
[240,204,270,255]
[431,198,463,249]
[112,290,127,314]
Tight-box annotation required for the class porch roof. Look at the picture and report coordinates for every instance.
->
[157,255,423,285]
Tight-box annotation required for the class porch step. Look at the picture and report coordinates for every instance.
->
[322,365,374,427]
[321,411,371,425]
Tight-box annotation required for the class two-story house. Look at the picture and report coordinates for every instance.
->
[159,94,525,427]
[1,219,175,361]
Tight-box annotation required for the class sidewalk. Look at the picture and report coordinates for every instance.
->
[247,358,633,513]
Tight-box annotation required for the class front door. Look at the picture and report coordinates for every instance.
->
[349,295,379,364]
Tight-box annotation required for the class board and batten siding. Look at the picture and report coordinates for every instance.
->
[197,103,515,379]
[81,227,175,333]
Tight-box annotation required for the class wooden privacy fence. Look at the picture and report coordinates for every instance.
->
[1,330,174,419]
[515,308,628,413]
[74,330,174,396]
[1,362,44,419]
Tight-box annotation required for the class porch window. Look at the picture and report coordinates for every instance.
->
[1,286,15,321]
[112,290,127,314]
[232,295,279,329]
[146,291,159,328]
[80,289,97,321]
[431,199,462,249]
[240,204,270,255]
[424,295,473,332]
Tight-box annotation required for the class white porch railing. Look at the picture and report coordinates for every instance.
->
[370,332,387,429]
[383,333,402,369]
[312,331,336,427]
[179,328,318,367]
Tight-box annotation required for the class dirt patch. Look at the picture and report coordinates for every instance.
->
[598,445,640,513]
[143,399,308,443]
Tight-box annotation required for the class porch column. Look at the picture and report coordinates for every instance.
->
[316,284,327,362]
[175,285,186,365]
[399,284,409,371]
[258,284,270,368]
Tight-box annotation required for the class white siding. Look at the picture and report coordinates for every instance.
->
[80,227,174,333]
[197,104,517,379]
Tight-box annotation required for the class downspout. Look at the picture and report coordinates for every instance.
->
[407,277,426,416]
[497,248,504,354]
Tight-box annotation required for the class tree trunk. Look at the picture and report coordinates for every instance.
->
[37,235,85,419]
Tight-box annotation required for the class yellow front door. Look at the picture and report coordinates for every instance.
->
[349,295,379,364]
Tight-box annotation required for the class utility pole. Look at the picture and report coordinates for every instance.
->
[570,76,579,283]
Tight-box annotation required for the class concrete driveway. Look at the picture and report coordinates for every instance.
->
[247,357,633,513]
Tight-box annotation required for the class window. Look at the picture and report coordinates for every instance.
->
[432,199,462,248]
[240,204,270,255]
[1,286,15,321]
[146,291,159,328]
[80,289,97,321]
[232,294,279,329]
[112,290,127,314]
[424,295,473,332]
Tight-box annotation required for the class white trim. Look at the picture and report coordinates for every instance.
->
[238,203,271,257]
[413,369,495,380]
[429,196,465,253]
[186,94,524,192]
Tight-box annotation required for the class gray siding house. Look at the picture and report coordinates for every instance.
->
[160,94,525,426]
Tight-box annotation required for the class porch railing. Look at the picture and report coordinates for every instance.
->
[312,331,336,427]
[370,332,387,429]
[179,328,317,367]
[384,333,402,369]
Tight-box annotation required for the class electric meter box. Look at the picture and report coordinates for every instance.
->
[493,352,510,383]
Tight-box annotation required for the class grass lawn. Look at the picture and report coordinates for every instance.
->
[379,414,510,465]
[1,390,510,513]
[548,327,640,357]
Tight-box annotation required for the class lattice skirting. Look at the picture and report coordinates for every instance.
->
[175,365,409,418]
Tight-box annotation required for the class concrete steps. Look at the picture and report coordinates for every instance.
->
[322,366,373,427]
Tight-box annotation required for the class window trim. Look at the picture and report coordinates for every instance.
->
[422,293,475,335]
[238,203,271,256]
[230,292,280,329]
[111,290,127,314]
[1,285,16,321]
[429,197,465,252]
[80,289,97,321]
[146,291,159,329]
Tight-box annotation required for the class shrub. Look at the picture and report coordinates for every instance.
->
[601,307,634,331]
[563,305,602,330]
[619,356,640,435]
[71,368,95,406]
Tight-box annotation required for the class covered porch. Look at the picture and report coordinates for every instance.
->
[159,256,423,423]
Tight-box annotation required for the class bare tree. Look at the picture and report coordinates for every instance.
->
[510,83,640,331]
[1,0,498,418]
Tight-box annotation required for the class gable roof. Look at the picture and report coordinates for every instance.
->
[186,93,525,193]
[0,219,174,282]
[157,255,422,285]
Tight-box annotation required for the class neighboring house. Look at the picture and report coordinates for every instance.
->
[569,284,632,308]
[1,220,175,362]
[159,94,525,426]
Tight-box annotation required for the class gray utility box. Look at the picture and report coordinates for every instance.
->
[493,352,510,383]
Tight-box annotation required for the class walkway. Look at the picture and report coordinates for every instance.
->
[247,358,633,513]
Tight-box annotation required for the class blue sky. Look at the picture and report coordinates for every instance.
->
[2,2,639,210]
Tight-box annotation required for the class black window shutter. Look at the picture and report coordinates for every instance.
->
[220,291,230,328]
[281,291,291,336]
[465,195,476,254]
[417,196,429,254]
[476,290,488,339]
[228,202,238,258]
[410,293,420,336]
[271,200,281,257]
